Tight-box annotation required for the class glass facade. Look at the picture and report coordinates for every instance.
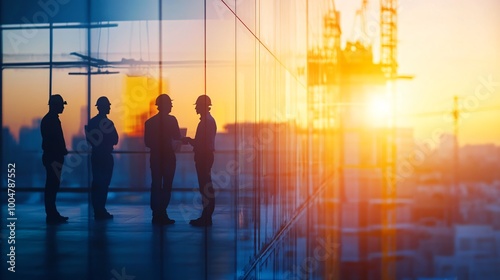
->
[4,1,500,280]
[1,0,339,279]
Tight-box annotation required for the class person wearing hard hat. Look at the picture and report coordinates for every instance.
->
[86,96,119,220]
[144,94,182,225]
[183,95,217,227]
[41,94,69,224]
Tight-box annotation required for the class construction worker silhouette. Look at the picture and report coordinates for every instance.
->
[86,96,118,220]
[41,94,69,224]
[145,94,182,225]
[183,95,217,227]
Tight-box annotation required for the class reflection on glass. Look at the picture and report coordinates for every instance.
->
[2,1,499,279]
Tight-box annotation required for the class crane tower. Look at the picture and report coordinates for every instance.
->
[380,0,398,280]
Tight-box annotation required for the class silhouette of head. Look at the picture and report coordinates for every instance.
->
[95,96,111,115]
[155,94,173,113]
[194,95,211,115]
[48,94,67,114]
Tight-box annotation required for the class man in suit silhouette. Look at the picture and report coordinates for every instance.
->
[145,94,182,225]
[183,95,217,227]
[86,96,118,220]
[41,94,69,224]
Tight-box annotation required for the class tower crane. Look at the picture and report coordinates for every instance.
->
[380,0,398,280]
[349,0,399,277]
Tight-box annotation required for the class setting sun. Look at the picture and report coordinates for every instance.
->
[367,96,392,126]
[1,1,500,279]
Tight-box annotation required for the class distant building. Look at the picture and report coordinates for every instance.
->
[19,118,42,152]
[116,75,169,190]
[70,134,90,188]
[434,225,500,279]
[2,127,19,177]
[18,119,44,188]
[461,144,499,165]
[331,40,418,279]
[122,76,167,137]
[436,133,456,163]
[119,135,148,189]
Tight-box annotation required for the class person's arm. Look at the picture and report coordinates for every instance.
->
[85,118,100,149]
[56,121,68,155]
[40,118,48,151]
[172,117,181,141]
[111,120,119,146]
[208,118,216,151]
[43,117,67,155]
[171,117,182,152]
[193,118,216,152]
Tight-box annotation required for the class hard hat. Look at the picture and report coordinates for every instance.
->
[194,95,212,106]
[155,94,173,106]
[95,96,111,107]
[48,94,67,105]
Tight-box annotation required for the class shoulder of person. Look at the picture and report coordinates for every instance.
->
[106,118,116,126]
[88,115,101,128]
[88,116,97,124]
[145,114,158,124]
[42,112,54,120]
[167,115,179,122]
[208,114,216,124]
[41,113,57,125]
[40,117,47,130]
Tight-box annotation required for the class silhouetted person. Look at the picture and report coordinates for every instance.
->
[41,94,69,224]
[86,96,118,220]
[145,94,182,225]
[183,95,217,227]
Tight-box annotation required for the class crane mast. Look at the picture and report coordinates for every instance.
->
[380,0,398,280]
[380,0,398,79]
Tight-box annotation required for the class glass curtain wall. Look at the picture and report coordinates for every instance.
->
[1,0,91,202]
[233,0,340,278]
[1,0,338,278]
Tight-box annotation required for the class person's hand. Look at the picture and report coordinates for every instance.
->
[172,140,182,152]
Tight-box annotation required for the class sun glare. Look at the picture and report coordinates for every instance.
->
[367,97,392,126]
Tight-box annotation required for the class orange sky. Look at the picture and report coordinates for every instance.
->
[3,0,500,146]
[395,0,500,145]
[335,0,500,145]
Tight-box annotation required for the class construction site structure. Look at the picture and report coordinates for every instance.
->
[307,0,401,279]
[307,3,342,278]
[380,0,398,279]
